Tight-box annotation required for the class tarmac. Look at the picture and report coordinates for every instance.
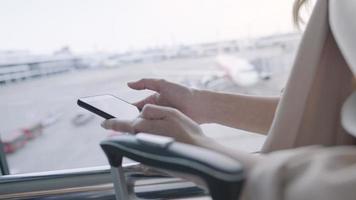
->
[0,56,289,174]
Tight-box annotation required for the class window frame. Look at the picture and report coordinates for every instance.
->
[0,163,205,199]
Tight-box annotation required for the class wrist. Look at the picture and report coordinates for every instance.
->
[191,134,215,148]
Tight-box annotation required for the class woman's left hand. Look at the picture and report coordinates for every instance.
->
[101,104,204,145]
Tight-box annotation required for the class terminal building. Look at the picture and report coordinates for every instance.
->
[0,51,83,85]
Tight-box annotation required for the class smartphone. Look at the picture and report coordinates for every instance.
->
[77,94,139,120]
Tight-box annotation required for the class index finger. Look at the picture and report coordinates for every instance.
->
[127,79,164,92]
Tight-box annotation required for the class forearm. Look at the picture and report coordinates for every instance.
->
[195,89,279,134]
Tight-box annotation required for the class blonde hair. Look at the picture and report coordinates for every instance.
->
[293,0,309,28]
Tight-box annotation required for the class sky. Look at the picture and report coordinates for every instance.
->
[0,0,297,54]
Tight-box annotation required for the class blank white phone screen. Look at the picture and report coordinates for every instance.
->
[81,95,139,120]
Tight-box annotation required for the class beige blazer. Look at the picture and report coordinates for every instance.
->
[243,1,356,199]
[244,146,356,200]
[262,0,356,152]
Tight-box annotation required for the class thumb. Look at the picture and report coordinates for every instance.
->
[102,117,167,135]
[101,119,134,133]
[140,104,177,120]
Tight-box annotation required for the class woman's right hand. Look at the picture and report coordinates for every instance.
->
[128,78,206,124]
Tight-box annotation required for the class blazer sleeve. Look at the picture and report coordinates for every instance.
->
[243,146,356,200]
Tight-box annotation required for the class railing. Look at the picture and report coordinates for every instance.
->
[0,163,206,199]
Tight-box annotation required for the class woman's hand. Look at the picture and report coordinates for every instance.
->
[128,79,207,124]
[101,104,262,170]
[101,104,204,145]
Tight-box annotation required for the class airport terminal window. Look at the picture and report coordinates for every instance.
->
[0,0,302,174]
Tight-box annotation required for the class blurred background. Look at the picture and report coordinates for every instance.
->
[0,0,305,174]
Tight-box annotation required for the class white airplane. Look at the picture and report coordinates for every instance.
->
[215,54,260,87]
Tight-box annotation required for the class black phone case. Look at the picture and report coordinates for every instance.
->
[77,99,115,119]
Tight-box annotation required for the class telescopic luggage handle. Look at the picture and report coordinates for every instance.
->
[101,133,245,200]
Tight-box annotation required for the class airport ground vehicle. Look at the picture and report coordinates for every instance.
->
[22,123,43,140]
[0,123,43,154]
[1,131,27,154]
